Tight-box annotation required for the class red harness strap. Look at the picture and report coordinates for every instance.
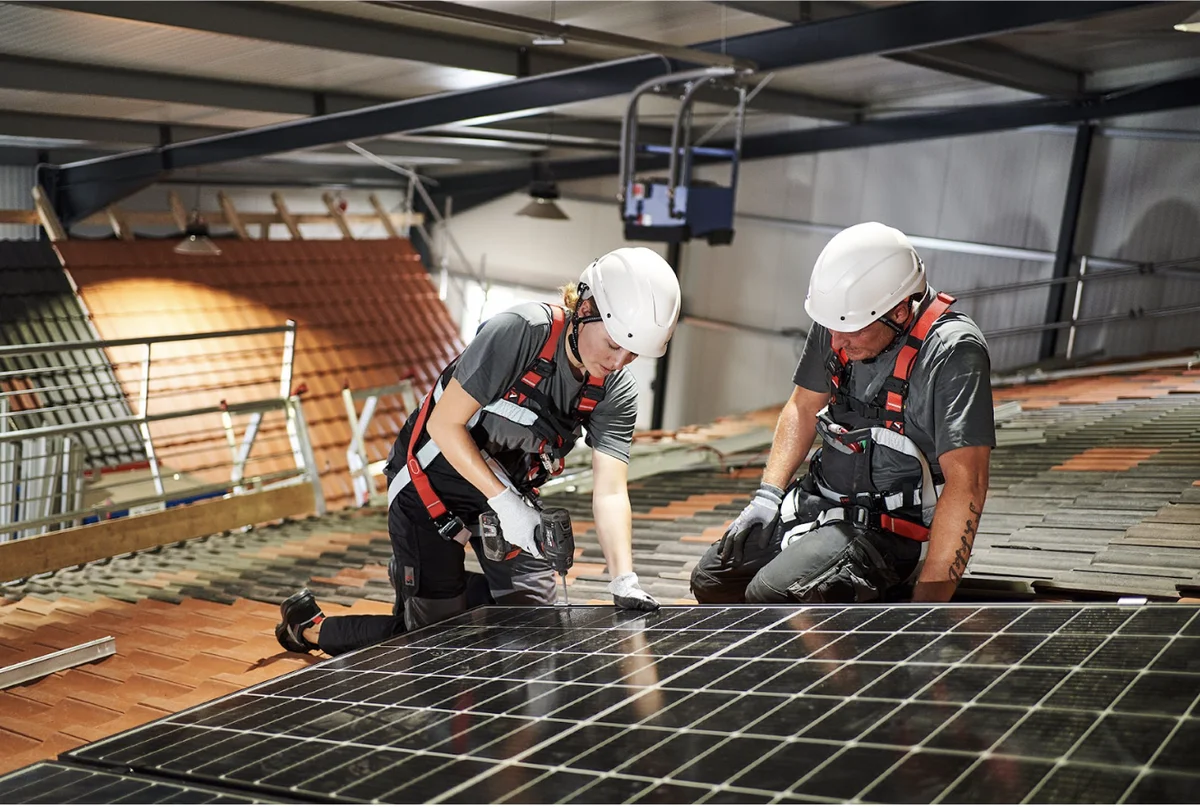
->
[407,304,605,533]
[406,386,454,528]
[823,292,957,543]
[882,292,955,432]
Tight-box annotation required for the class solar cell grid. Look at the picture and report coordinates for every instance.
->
[53,604,1200,804]
[0,761,262,804]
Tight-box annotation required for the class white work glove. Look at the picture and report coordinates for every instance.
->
[608,572,660,612]
[487,488,544,560]
[718,483,784,566]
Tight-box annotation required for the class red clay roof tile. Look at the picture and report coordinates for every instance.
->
[57,239,463,509]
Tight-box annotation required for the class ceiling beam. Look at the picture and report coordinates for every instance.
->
[695,1,1141,76]
[0,110,542,162]
[738,73,1199,160]
[893,42,1082,98]
[456,117,670,147]
[431,73,1200,197]
[43,1,1143,223]
[718,0,1084,97]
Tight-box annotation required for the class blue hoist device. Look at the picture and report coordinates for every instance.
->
[619,67,749,246]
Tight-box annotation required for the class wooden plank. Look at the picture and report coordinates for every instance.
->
[369,193,399,238]
[30,186,66,242]
[106,206,134,241]
[0,484,314,581]
[217,191,249,240]
[322,192,354,239]
[14,208,423,231]
[167,190,190,230]
[271,192,302,240]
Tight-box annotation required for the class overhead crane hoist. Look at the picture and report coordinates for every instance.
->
[619,67,750,246]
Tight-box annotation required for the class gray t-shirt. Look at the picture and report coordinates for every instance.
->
[793,291,995,493]
[454,302,638,463]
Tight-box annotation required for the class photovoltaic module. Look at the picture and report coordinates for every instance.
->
[3,604,1197,804]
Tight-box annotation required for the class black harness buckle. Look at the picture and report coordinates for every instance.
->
[847,504,873,528]
[433,513,466,541]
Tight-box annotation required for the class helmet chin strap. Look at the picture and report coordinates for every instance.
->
[569,282,603,367]
[876,290,928,355]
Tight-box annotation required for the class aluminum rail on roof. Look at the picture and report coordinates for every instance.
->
[40,1,1145,224]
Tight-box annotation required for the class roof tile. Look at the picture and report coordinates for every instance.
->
[56,239,462,509]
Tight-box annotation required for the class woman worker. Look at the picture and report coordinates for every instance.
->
[276,246,682,655]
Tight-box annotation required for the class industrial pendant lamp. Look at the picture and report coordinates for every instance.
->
[517,114,569,221]
[174,210,221,256]
[516,178,569,220]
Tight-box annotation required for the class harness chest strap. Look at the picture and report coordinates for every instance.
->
[882,291,954,432]
[399,304,604,529]
[818,291,957,543]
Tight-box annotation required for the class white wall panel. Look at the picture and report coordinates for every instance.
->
[0,165,37,241]
[859,139,950,236]
[435,191,657,292]
[1076,131,1200,360]
[936,132,1066,249]
[664,321,801,428]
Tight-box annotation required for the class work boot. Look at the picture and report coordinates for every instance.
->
[275,589,324,654]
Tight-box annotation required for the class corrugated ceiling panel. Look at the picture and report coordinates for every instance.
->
[0,3,507,97]
[0,88,298,129]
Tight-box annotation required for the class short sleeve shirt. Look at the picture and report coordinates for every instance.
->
[793,290,995,489]
[452,302,638,463]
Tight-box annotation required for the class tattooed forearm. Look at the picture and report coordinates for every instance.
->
[947,501,982,583]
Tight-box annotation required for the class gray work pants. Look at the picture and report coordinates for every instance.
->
[690,486,921,604]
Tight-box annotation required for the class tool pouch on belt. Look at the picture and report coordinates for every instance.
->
[786,531,902,604]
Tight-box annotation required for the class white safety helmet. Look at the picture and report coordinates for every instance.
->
[804,222,927,332]
[578,247,681,358]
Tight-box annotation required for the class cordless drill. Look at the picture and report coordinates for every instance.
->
[480,506,575,604]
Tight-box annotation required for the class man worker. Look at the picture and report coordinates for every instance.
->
[691,222,994,604]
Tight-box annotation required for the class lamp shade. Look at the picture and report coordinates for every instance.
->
[174,219,222,256]
[516,197,570,220]
[516,178,569,220]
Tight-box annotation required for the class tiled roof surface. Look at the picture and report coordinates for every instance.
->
[3,363,1200,777]
[55,240,464,509]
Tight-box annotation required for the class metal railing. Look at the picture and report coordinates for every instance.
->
[0,322,325,542]
[343,378,419,507]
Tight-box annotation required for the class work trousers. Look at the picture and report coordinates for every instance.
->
[690,481,921,604]
[317,472,556,656]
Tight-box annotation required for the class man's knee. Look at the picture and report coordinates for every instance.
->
[689,542,753,604]
[752,525,912,604]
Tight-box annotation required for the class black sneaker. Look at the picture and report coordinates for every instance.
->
[275,589,324,654]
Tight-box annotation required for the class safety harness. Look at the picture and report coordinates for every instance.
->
[389,304,605,541]
[803,291,957,544]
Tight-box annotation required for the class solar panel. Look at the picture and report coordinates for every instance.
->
[62,604,1200,804]
[0,761,263,803]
